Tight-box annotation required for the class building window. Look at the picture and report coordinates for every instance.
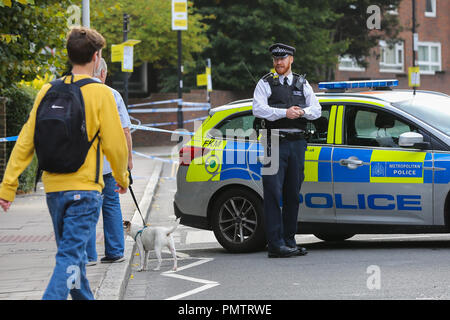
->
[338,55,365,71]
[387,4,398,15]
[418,42,441,74]
[425,0,436,17]
[379,41,404,73]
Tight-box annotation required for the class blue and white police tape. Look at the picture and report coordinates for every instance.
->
[128,99,183,108]
[142,116,208,128]
[179,102,211,108]
[132,150,179,164]
[128,106,210,114]
[130,124,195,136]
[0,136,18,142]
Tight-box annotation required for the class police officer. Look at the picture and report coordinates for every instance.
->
[253,43,321,258]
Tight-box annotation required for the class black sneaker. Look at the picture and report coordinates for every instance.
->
[100,256,125,263]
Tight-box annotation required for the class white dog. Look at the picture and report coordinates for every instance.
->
[123,218,180,271]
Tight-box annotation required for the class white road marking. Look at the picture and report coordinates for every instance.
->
[165,283,219,301]
[161,257,219,300]
[365,235,445,241]
[163,257,213,273]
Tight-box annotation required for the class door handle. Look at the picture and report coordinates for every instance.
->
[339,156,363,169]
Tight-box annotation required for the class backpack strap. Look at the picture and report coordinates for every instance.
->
[88,130,101,184]
[74,78,99,87]
[34,166,43,192]
[74,77,100,182]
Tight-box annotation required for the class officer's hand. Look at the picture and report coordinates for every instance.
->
[286,106,302,119]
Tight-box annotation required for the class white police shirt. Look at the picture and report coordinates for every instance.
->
[252,72,322,123]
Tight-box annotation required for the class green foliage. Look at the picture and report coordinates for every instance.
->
[1,84,38,193]
[330,0,402,68]
[90,0,210,78]
[0,0,71,90]
[193,0,402,91]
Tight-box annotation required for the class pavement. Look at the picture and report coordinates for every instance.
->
[0,145,177,300]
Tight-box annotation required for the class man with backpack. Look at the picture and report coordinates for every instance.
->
[0,27,129,300]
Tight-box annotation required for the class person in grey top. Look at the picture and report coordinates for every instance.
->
[86,58,133,264]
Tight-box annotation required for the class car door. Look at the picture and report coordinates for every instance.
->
[299,104,336,223]
[210,105,337,223]
[332,103,433,225]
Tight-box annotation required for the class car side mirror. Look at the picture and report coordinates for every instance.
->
[399,132,430,149]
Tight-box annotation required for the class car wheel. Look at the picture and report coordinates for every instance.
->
[313,233,355,242]
[211,189,266,253]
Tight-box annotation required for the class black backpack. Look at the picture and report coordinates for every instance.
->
[34,74,100,182]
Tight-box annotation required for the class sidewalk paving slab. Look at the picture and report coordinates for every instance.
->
[0,146,173,300]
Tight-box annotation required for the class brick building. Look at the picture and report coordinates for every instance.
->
[335,0,449,94]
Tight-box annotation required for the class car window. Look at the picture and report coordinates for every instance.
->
[344,105,418,148]
[213,106,332,143]
[214,113,256,139]
[393,95,450,135]
[306,105,331,144]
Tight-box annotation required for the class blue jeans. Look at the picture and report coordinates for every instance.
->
[86,173,124,261]
[43,190,101,300]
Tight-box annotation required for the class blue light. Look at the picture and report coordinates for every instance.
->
[318,79,399,90]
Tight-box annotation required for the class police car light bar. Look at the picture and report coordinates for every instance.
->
[318,79,399,90]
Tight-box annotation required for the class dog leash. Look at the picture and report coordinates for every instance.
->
[128,169,146,226]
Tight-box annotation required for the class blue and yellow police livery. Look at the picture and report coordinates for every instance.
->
[174,80,450,253]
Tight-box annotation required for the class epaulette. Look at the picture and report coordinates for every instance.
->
[262,72,282,86]
[262,72,274,82]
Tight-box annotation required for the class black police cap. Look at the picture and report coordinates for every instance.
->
[269,43,296,58]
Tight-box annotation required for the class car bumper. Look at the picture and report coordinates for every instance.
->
[173,201,210,230]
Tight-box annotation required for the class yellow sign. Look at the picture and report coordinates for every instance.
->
[111,40,141,72]
[206,67,212,92]
[408,66,420,87]
[123,39,141,46]
[172,0,188,30]
[111,44,123,62]
[174,2,187,12]
[174,19,187,28]
[197,74,207,86]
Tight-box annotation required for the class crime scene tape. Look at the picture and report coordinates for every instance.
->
[128,99,183,108]
[142,116,208,127]
[128,106,210,114]
[130,124,194,136]
[128,99,210,110]
[132,150,179,164]
[0,136,18,142]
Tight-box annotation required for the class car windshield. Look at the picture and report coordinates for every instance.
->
[393,94,450,135]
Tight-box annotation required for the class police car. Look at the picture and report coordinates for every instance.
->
[174,79,450,253]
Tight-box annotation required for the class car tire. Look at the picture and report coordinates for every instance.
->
[313,233,355,242]
[211,188,266,253]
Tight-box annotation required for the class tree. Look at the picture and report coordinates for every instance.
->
[0,0,71,89]
[193,0,402,91]
[90,0,210,91]
[329,0,402,72]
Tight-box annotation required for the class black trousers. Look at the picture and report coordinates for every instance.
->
[262,138,307,250]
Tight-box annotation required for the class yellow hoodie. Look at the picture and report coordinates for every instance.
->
[0,75,129,202]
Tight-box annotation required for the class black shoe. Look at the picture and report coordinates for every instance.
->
[100,256,125,263]
[286,245,308,256]
[268,245,299,258]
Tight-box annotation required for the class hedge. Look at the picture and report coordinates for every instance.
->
[1,84,38,193]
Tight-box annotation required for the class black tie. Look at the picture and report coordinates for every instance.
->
[283,77,288,86]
